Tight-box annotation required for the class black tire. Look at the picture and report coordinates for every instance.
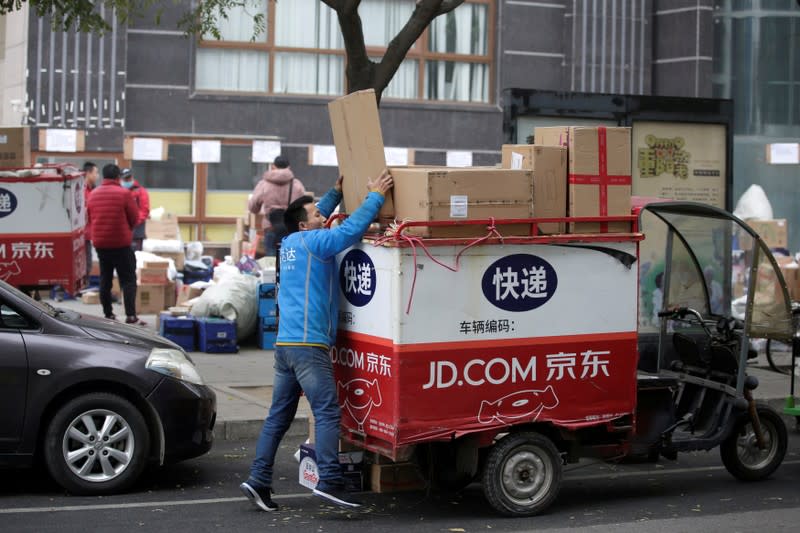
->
[765,339,793,375]
[44,392,151,495]
[720,403,787,482]
[481,432,562,517]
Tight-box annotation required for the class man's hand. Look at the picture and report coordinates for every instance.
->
[367,170,393,195]
[334,175,344,193]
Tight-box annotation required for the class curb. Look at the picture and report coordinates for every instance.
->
[214,415,310,441]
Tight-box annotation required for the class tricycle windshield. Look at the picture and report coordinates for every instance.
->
[641,202,794,342]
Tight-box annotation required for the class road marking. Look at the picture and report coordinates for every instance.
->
[566,459,800,481]
[3,460,800,515]
[0,492,310,515]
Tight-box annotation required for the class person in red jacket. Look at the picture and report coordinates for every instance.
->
[86,164,145,325]
[82,161,99,278]
[121,168,150,251]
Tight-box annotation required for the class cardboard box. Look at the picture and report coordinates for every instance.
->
[534,126,570,148]
[146,213,181,240]
[0,126,31,167]
[81,291,100,305]
[779,263,800,300]
[137,267,169,285]
[388,167,534,238]
[746,219,788,250]
[154,250,185,271]
[369,462,426,493]
[230,238,243,263]
[328,89,394,218]
[135,284,166,314]
[567,126,632,233]
[164,281,177,308]
[501,144,568,234]
[37,128,86,152]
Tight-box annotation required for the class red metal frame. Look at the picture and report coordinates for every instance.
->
[326,213,643,246]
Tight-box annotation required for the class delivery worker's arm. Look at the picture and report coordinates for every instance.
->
[305,172,392,259]
[316,176,344,218]
[125,193,139,229]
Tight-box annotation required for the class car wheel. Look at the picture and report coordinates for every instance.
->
[482,432,562,517]
[720,403,787,482]
[44,392,150,495]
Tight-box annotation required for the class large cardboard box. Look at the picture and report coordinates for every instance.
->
[328,89,394,219]
[155,250,185,271]
[567,126,631,233]
[137,267,169,285]
[0,127,31,167]
[536,126,633,233]
[146,213,181,240]
[389,167,534,238]
[746,219,788,250]
[501,144,567,234]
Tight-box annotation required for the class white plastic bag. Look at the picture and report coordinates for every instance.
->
[190,273,259,339]
[733,184,773,221]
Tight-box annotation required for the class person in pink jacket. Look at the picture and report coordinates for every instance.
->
[247,155,306,257]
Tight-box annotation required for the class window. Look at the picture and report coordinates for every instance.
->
[207,145,268,191]
[0,304,30,329]
[131,144,194,189]
[196,0,493,103]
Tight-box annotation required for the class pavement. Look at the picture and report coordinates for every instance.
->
[47,295,798,442]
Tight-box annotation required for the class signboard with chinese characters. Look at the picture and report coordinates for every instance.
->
[333,240,639,457]
[632,121,726,209]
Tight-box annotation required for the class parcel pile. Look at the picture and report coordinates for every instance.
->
[329,90,632,237]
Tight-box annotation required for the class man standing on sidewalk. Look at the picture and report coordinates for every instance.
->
[86,164,146,325]
[240,171,393,511]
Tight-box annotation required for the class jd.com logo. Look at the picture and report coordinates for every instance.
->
[339,249,376,307]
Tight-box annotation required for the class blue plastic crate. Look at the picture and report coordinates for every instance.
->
[159,313,196,352]
[258,330,278,350]
[258,283,276,299]
[196,317,237,353]
[258,298,277,318]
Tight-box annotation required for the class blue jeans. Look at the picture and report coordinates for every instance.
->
[248,345,342,489]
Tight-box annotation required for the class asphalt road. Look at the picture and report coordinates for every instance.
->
[2,431,800,533]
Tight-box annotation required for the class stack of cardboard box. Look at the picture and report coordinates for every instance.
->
[328,90,632,237]
[145,213,185,270]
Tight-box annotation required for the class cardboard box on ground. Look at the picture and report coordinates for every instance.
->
[741,219,788,250]
[535,126,632,233]
[328,90,535,238]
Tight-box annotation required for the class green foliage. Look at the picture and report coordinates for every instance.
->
[0,0,265,39]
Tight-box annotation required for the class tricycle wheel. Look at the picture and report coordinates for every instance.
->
[482,432,562,517]
[720,403,787,481]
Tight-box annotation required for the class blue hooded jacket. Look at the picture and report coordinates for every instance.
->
[276,188,384,349]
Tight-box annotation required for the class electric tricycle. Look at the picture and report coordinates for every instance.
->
[330,198,790,516]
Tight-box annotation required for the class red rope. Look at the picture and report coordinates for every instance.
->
[372,218,504,314]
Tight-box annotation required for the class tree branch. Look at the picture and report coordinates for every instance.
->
[376,0,464,91]
[319,0,343,10]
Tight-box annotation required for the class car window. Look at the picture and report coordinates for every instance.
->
[0,304,33,329]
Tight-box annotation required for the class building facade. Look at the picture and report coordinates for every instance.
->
[0,0,796,247]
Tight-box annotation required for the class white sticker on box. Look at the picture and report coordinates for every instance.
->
[450,195,468,218]
[299,456,319,489]
[511,151,524,169]
[0,135,7,144]
[216,332,227,339]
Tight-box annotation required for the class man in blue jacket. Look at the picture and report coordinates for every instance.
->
[241,171,393,511]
